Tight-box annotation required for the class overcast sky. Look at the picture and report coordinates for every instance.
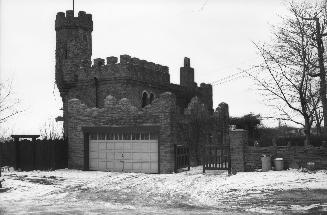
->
[0,0,288,135]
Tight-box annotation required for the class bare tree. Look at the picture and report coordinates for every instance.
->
[293,0,327,133]
[40,118,63,140]
[0,81,21,124]
[248,3,322,145]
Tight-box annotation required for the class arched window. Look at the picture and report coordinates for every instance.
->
[149,93,154,104]
[142,91,148,108]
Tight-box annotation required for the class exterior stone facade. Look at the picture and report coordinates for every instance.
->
[55,10,227,173]
[68,93,177,172]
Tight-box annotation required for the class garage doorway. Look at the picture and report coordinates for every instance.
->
[84,127,159,173]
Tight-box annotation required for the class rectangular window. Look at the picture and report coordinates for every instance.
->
[115,133,121,140]
[123,132,131,140]
[90,133,97,140]
[150,132,158,140]
[132,132,140,140]
[98,133,106,140]
[141,132,149,140]
[106,133,114,140]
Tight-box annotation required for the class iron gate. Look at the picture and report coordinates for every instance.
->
[174,144,190,173]
[202,144,231,174]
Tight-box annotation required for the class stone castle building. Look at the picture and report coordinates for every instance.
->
[55,10,229,173]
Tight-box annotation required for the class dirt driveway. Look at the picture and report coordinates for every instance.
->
[1,168,327,214]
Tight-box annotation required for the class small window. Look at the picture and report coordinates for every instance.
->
[141,132,149,140]
[98,133,106,140]
[115,133,121,140]
[106,133,114,140]
[142,91,148,108]
[132,132,140,140]
[90,133,97,140]
[123,133,131,140]
[150,132,158,140]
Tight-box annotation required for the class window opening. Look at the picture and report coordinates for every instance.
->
[142,91,148,108]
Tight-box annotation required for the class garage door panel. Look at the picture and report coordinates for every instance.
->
[133,153,149,161]
[150,142,158,152]
[89,151,98,159]
[89,133,158,173]
[132,162,141,171]
[106,152,114,160]
[141,163,150,171]
[114,152,124,160]
[107,142,114,150]
[133,143,146,152]
[98,158,107,163]
[113,160,123,171]
[99,142,106,150]
[124,162,132,171]
[124,142,131,151]
[150,162,158,173]
[99,161,106,170]
[120,152,131,160]
[89,159,98,169]
[150,153,158,162]
[106,161,113,169]
[115,142,124,150]
[99,151,106,159]
[89,144,98,152]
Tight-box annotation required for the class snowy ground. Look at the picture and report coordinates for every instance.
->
[1,167,327,214]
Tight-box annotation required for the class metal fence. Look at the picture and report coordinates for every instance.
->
[174,144,190,173]
[203,144,231,174]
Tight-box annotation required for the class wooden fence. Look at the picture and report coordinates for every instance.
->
[0,139,67,171]
[174,144,190,173]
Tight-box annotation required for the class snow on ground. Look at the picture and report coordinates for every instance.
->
[1,167,327,214]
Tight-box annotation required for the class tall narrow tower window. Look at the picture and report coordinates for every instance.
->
[142,92,148,108]
[149,93,154,104]
[64,48,68,59]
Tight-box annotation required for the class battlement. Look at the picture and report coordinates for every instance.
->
[55,10,93,31]
[199,83,212,89]
[62,54,170,84]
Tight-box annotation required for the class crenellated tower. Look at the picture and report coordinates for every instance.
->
[55,10,93,92]
[180,57,196,88]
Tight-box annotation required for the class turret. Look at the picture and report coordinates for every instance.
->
[55,10,93,91]
[180,57,196,88]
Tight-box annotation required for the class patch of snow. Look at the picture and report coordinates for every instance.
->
[247,207,276,214]
[290,204,321,211]
[1,167,327,214]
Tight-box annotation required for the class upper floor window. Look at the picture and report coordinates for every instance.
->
[142,91,148,108]
[149,93,154,104]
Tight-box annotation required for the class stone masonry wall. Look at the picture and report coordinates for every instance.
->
[67,92,177,173]
[244,145,327,171]
[230,129,247,172]
[229,128,327,171]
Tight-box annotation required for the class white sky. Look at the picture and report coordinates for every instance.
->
[0,0,289,135]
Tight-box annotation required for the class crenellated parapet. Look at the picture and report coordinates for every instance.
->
[62,54,170,85]
[55,10,93,31]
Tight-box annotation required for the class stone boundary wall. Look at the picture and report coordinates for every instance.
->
[67,92,177,173]
[229,129,327,171]
[244,145,327,171]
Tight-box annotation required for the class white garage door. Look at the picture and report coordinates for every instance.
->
[89,131,158,173]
